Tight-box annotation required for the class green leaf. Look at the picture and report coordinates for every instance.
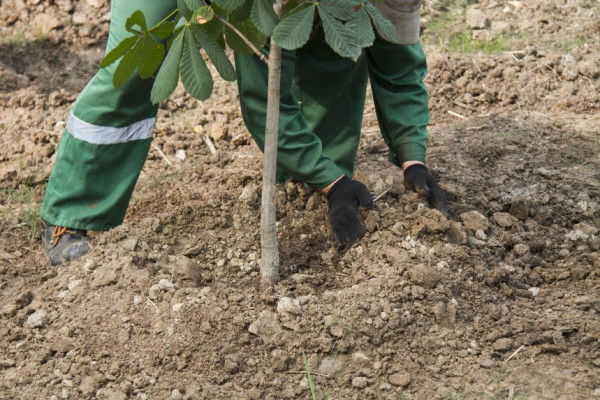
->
[177,0,193,19]
[125,10,147,33]
[365,2,398,43]
[148,20,176,39]
[183,0,203,11]
[225,16,267,55]
[251,0,279,36]
[318,6,362,60]
[180,27,213,101]
[214,0,246,12]
[112,39,142,88]
[99,36,138,68]
[272,4,315,50]
[151,29,185,104]
[201,17,224,39]
[230,0,253,21]
[137,34,165,79]
[193,6,215,24]
[191,25,236,81]
[345,6,374,48]
[318,0,356,21]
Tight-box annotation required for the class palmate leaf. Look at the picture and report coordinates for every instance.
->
[251,0,278,36]
[225,16,267,55]
[191,25,236,81]
[148,20,177,39]
[138,34,166,79]
[151,28,185,104]
[364,1,398,43]
[346,5,374,48]
[177,0,193,19]
[183,0,203,11]
[125,9,147,33]
[112,39,142,88]
[318,6,362,61]
[214,0,246,12]
[317,0,357,21]
[230,0,253,21]
[99,36,138,68]
[181,27,213,101]
[271,4,315,50]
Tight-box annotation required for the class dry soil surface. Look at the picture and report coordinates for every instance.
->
[1,1,599,399]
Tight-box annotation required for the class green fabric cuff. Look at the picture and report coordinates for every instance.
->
[392,141,427,167]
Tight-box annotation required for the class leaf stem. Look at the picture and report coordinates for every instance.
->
[214,14,268,63]
[151,8,179,30]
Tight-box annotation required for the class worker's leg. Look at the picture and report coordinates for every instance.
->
[41,0,177,231]
[292,29,368,178]
[366,36,430,167]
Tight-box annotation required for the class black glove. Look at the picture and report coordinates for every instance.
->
[403,164,457,220]
[326,176,374,248]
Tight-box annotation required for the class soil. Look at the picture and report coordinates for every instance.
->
[1,0,599,399]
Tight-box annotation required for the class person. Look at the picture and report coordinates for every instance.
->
[235,0,455,247]
[40,0,453,266]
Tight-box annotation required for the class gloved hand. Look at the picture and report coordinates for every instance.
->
[403,164,457,220]
[326,176,374,248]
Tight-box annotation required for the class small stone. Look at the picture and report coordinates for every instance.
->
[158,279,174,291]
[478,357,494,368]
[318,356,345,376]
[148,284,161,300]
[67,280,82,291]
[493,212,518,228]
[566,230,589,241]
[122,238,138,252]
[528,287,540,297]
[248,310,282,340]
[25,309,48,328]
[172,303,183,312]
[389,372,411,387]
[239,185,258,204]
[475,230,487,240]
[573,223,598,236]
[90,261,120,288]
[352,376,368,389]
[0,359,16,368]
[513,244,529,256]
[460,211,489,232]
[492,338,513,352]
[79,376,97,395]
[175,149,186,161]
[276,297,301,315]
[102,389,127,400]
[171,389,183,400]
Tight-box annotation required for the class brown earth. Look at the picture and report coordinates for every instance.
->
[1,0,599,399]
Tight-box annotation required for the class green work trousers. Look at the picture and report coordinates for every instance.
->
[42,2,430,231]
[236,30,430,189]
[41,0,176,231]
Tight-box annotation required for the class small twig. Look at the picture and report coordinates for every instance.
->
[466,125,488,131]
[214,14,268,63]
[145,297,160,314]
[504,345,525,363]
[373,186,393,202]
[204,135,217,155]
[448,110,467,119]
[285,371,330,377]
[151,143,173,166]
[453,100,476,111]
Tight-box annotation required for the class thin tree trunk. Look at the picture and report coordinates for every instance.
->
[260,0,286,285]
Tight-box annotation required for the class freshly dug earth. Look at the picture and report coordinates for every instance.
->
[1,1,599,399]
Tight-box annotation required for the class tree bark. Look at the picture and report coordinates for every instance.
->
[260,0,286,285]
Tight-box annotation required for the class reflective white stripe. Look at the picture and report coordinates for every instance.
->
[66,112,155,144]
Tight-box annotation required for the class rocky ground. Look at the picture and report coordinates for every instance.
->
[0,0,599,399]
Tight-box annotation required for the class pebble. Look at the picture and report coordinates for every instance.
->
[318,356,345,376]
[513,244,529,256]
[460,211,489,232]
[389,372,411,387]
[492,338,513,352]
[493,212,518,228]
[158,279,175,291]
[275,297,300,316]
[478,357,494,368]
[528,287,540,296]
[171,389,183,400]
[172,303,183,312]
[239,185,258,204]
[25,309,48,328]
[352,376,368,389]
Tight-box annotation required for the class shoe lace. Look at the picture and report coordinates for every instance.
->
[52,226,76,247]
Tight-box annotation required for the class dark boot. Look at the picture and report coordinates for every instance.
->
[41,220,92,266]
